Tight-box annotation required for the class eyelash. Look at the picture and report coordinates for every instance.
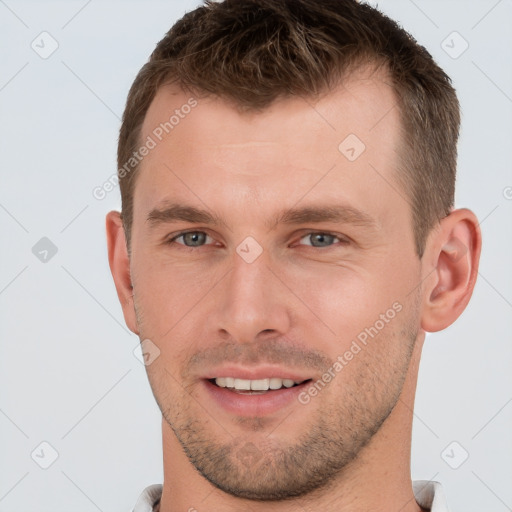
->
[166,230,349,249]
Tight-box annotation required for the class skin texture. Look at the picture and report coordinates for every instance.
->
[107,68,481,512]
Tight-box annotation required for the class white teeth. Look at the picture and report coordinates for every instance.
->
[269,377,283,390]
[214,377,303,391]
[250,379,269,391]
[216,377,227,387]
[233,378,251,390]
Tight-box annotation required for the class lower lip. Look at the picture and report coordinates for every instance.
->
[202,379,310,417]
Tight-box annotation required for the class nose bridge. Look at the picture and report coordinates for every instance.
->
[216,246,290,342]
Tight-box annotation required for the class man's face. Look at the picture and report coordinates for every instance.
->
[128,71,423,499]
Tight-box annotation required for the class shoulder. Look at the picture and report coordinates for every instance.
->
[132,484,163,512]
[413,480,451,512]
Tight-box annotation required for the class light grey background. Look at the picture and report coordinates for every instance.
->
[0,1,511,511]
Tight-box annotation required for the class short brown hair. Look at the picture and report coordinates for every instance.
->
[118,0,460,258]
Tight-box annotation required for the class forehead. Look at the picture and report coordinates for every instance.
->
[141,66,399,147]
[134,68,405,229]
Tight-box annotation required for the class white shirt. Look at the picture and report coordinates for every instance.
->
[132,480,450,511]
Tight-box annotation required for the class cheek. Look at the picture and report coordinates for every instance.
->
[282,264,419,379]
[282,262,406,340]
[135,250,216,300]
[132,256,226,352]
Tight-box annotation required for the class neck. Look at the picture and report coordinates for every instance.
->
[159,335,426,512]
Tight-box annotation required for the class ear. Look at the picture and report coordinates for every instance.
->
[421,208,482,332]
[106,211,139,335]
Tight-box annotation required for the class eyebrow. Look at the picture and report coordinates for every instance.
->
[146,203,227,228]
[146,201,378,231]
[275,205,377,230]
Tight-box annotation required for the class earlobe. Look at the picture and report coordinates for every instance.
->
[421,209,482,333]
[105,211,139,335]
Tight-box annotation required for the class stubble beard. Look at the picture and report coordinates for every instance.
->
[135,292,420,501]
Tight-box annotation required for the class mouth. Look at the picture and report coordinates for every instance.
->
[208,377,311,394]
[202,375,314,417]
[200,366,315,417]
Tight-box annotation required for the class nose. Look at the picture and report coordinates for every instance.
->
[214,248,291,344]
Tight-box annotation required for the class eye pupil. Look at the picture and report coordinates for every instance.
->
[310,233,335,247]
[184,232,206,246]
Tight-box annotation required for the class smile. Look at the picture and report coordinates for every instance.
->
[211,377,308,393]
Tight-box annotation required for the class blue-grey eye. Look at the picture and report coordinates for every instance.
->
[301,233,338,247]
[177,232,209,246]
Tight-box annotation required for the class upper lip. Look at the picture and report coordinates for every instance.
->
[201,365,312,382]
